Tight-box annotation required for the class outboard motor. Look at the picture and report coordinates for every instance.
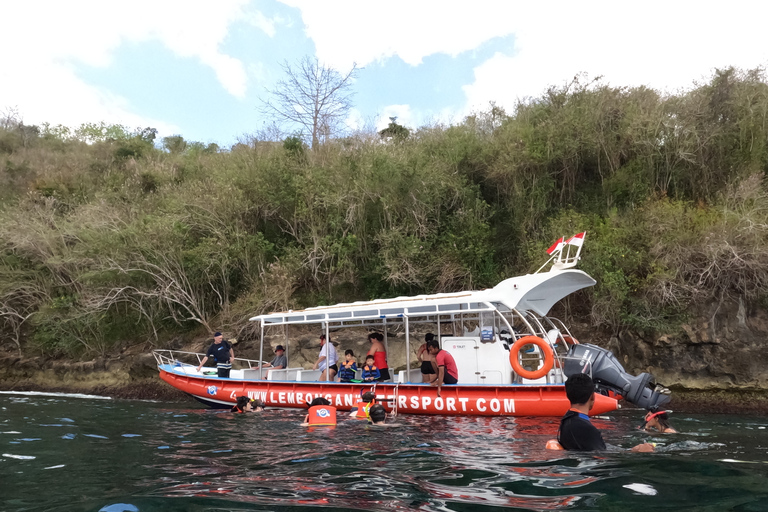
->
[563,343,671,409]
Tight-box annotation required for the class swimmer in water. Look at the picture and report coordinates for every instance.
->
[301,397,334,426]
[642,406,677,433]
[231,396,265,413]
[367,404,401,427]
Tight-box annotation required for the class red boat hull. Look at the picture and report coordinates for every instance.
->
[159,367,618,417]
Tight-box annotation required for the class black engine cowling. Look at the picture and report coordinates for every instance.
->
[563,343,671,410]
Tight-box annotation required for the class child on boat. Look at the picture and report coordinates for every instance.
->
[361,355,381,382]
[338,350,358,383]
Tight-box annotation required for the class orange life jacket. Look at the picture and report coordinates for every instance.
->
[307,405,337,426]
[351,400,375,420]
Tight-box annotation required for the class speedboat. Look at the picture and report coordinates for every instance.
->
[154,233,670,416]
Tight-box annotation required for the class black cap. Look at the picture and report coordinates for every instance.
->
[275,345,285,352]
[214,332,222,337]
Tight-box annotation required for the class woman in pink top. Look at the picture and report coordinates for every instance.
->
[366,332,390,381]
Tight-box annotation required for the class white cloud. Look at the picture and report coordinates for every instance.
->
[280,0,518,68]
[462,2,768,113]
[0,0,270,132]
[281,0,768,119]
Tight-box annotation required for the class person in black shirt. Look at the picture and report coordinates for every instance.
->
[196,332,234,378]
[558,373,655,452]
[558,373,607,450]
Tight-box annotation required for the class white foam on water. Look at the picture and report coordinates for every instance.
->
[623,483,658,495]
[0,391,111,400]
[1,431,22,434]
[44,464,66,469]
[2,453,36,460]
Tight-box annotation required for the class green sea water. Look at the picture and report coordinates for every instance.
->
[1,391,767,511]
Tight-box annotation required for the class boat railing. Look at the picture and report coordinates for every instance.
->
[152,349,267,373]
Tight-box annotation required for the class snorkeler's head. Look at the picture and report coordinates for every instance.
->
[368,404,386,424]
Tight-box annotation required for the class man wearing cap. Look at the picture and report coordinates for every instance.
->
[196,332,234,378]
[263,345,287,370]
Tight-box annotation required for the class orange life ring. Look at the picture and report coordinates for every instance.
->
[509,336,555,380]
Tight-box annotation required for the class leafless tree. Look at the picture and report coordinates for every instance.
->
[259,56,358,149]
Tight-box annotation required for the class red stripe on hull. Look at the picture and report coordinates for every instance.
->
[159,369,617,417]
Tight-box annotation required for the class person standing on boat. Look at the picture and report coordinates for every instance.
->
[426,339,458,396]
[366,332,390,381]
[417,333,438,384]
[196,332,234,378]
[313,334,338,381]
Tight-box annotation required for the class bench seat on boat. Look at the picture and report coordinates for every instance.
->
[396,369,423,384]
[266,367,303,381]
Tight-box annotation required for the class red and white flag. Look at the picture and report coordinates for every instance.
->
[566,232,586,247]
[546,237,565,255]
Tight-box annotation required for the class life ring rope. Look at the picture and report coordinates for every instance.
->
[509,336,555,380]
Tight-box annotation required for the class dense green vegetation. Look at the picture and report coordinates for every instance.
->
[2,67,768,357]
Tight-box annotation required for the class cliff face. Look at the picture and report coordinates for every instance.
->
[605,299,768,390]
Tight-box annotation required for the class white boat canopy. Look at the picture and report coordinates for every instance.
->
[249,269,595,326]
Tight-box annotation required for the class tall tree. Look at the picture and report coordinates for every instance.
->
[260,56,358,149]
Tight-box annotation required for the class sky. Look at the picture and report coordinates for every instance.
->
[1,0,767,148]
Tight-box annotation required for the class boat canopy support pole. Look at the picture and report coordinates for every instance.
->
[404,314,411,381]
[325,322,330,382]
[259,321,265,379]
[383,318,389,365]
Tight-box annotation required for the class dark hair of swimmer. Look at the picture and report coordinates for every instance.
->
[232,395,249,412]
[307,397,331,408]
[564,373,595,405]
[368,404,386,424]
[368,332,383,342]
[361,391,376,402]
[425,333,434,342]
[644,405,672,430]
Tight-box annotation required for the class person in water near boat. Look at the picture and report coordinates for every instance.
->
[338,349,357,383]
[313,334,338,381]
[302,397,336,426]
[367,403,401,427]
[350,391,376,419]
[366,332,390,381]
[361,354,381,382]
[417,333,437,384]
[642,406,677,433]
[196,332,234,378]
[261,345,287,370]
[426,339,458,397]
[231,396,265,413]
[557,373,655,452]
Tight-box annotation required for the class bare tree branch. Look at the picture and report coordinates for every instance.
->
[259,56,358,149]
